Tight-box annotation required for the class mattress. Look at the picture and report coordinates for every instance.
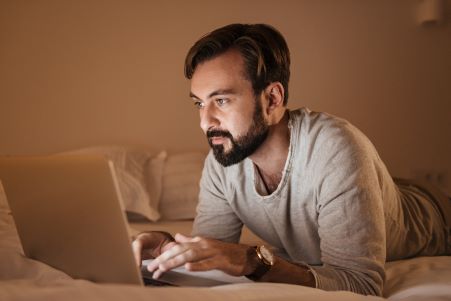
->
[1,210,451,300]
[0,193,450,301]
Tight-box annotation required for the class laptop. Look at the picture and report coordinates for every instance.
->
[0,155,248,287]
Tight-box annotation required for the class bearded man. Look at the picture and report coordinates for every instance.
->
[133,23,450,296]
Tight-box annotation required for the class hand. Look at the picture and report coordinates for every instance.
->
[147,233,254,279]
[132,231,177,267]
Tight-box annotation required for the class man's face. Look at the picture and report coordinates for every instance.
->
[190,50,269,166]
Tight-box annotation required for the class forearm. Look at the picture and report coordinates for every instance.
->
[247,251,382,295]
[243,247,381,295]
[311,264,383,296]
[263,257,316,287]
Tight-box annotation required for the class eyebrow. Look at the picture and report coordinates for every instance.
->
[189,89,236,100]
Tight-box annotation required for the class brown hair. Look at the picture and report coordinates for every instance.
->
[184,23,290,105]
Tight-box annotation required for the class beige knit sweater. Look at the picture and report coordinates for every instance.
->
[192,108,449,296]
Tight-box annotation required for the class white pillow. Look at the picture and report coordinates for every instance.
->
[158,152,206,220]
[144,151,167,220]
[58,146,166,221]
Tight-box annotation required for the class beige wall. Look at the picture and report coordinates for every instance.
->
[0,0,450,192]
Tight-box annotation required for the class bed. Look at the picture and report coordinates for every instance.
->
[1,146,450,301]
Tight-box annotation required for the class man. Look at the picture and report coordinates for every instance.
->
[133,24,450,296]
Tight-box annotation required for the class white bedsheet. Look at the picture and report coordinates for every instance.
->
[1,206,450,301]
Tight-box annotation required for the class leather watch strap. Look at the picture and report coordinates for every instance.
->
[245,246,273,281]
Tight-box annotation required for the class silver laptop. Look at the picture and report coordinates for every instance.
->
[0,155,242,287]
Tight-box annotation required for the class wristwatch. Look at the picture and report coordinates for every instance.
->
[245,245,274,281]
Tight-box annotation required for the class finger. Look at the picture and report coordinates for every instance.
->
[147,244,188,272]
[131,239,142,266]
[152,267,164,279]
[174,233,192,242]
[148,243,209,273]
[148,248,193,277]
[160,241,177,253]
[174,233,202,243]
[157,248,197,272]
[132,233,159,266]
[146,242,178,272]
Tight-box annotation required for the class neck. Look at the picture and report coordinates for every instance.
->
[249,110,290,178]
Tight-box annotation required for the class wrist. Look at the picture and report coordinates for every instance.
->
[295,262,317,288]
[245,245,275,281]
[244,245,260,275]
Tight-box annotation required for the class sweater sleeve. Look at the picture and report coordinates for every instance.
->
[191,151,243,243]
[308,123,387,296]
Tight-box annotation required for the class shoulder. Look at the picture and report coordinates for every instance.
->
[291,108,359,140]
[291,108,377,159]
[289,108,383,183]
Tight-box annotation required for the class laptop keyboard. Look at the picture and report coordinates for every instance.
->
[143,276,177,287]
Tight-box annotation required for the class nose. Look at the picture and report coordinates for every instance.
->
[200,103,220,133]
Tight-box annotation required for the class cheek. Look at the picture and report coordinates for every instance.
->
[227,115,252,137]
[213,102,255,136]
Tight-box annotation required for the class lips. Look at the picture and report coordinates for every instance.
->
[207,129,232,147]
[209,136,226,145]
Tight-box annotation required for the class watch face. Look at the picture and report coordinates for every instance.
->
[259,245,274,265]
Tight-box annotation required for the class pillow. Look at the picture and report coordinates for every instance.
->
[58,146,166,221]
[143,151,167,220]
[158,152,206,220]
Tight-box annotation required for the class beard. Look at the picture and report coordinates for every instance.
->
[206,99,269,167]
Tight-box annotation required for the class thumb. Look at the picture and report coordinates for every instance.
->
[131,239,142,266]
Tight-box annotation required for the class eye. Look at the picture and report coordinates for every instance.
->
[216,98,228,106]
[194,101,204,109]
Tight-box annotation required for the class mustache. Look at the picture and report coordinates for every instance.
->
[206,129,233,139]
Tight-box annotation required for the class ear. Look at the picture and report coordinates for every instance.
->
[263,82,285,115]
